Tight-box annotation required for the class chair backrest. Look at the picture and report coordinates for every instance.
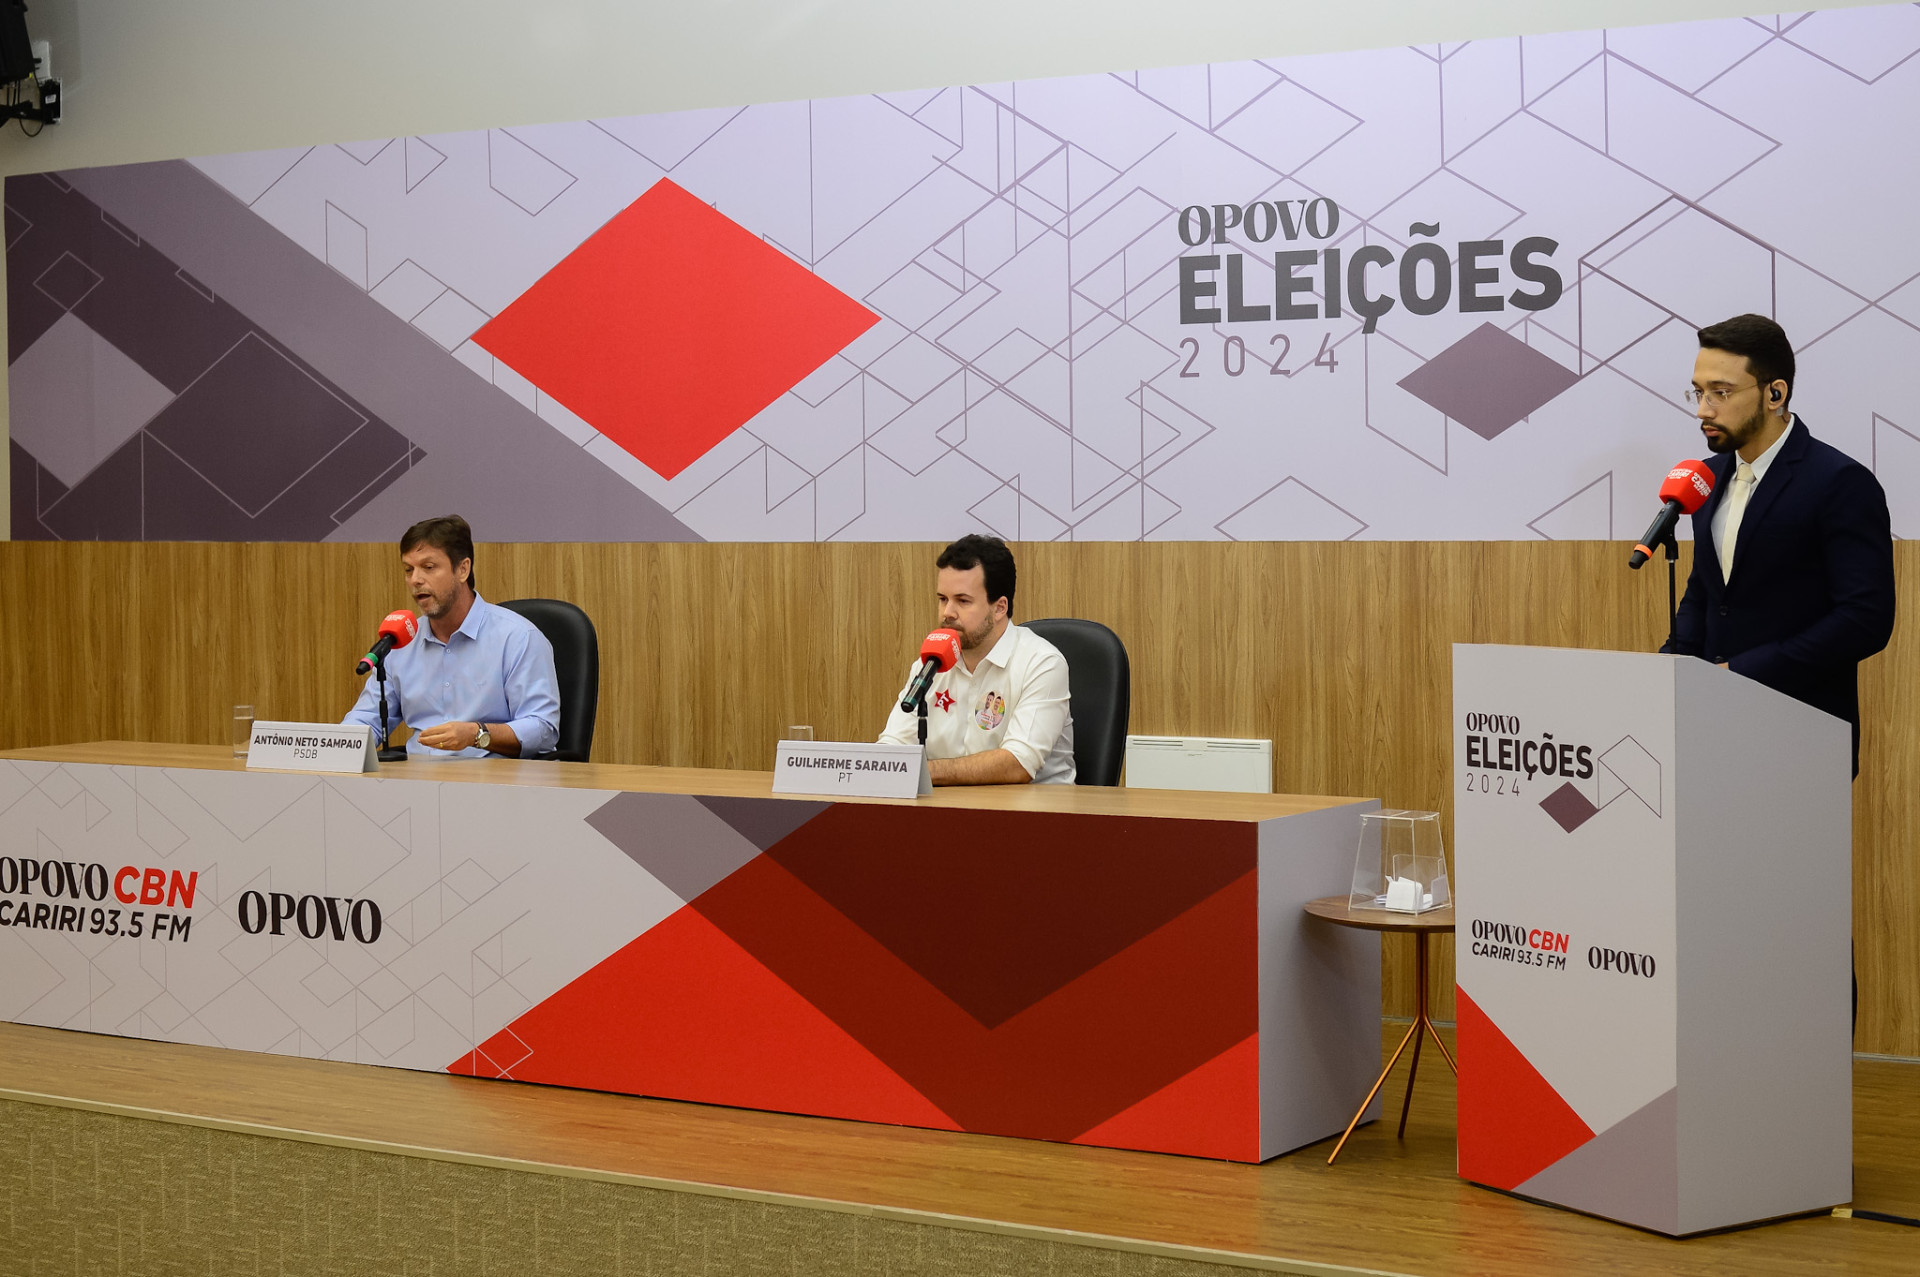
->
[497,598,600,762]
[1019,617,1130,786]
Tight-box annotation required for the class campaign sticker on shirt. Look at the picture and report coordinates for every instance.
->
[975,691,1005,731]
[935,689,954,713]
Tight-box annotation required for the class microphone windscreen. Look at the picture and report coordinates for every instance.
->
[920,628,962,672]
[378,610,420,649]
[1658,460,1716,513]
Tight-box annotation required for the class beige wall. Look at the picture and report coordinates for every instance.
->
[0,0,1871,181]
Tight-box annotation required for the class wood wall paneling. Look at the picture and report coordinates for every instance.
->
[1,539,1912,1054]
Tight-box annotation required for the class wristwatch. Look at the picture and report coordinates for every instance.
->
[473,723,492,751]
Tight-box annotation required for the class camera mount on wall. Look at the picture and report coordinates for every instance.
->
[0,0,57,133]
[0,75,58,129]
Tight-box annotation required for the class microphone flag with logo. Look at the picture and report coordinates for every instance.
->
[356,611,420,674]
[901,628,962,712]
[1629,460,1716,569]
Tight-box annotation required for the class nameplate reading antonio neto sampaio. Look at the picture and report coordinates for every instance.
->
[246,722,379,775]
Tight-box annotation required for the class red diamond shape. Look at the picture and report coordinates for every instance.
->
[473,178,879,479]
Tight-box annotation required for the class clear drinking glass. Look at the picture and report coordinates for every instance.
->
[232,705,255,760]
[786,725,815,742]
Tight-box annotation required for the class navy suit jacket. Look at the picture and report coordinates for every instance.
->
[1667,419,1895,773]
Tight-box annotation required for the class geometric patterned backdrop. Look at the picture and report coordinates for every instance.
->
[7,176,421,539]
[12,4,1920,541]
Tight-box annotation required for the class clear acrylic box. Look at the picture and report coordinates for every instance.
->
[1350,809,1449,913]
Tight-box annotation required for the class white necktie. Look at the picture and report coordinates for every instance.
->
[1719,460,1756,579]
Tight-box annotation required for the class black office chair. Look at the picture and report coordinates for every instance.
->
[498,598,599,762]
[1021,617,1130,786]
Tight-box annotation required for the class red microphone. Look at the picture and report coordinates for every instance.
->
[1629,460,1716,568]
[1659,460,1716,510]
[900,628,962,712]
[355,610,419,674]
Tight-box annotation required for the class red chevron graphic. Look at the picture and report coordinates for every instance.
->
[1070,1032,1259,1161]
[1457,985,1595,1190]
[689,855,1258,1145]
[450,904,958,1131]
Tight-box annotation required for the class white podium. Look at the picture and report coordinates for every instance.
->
[1453,645,1851,1235]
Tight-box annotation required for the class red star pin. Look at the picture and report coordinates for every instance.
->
[934,689,955,713]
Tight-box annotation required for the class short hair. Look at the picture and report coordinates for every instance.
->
[936,534,1017,618]
[1698,314,1795,411]
[400,515,477,594]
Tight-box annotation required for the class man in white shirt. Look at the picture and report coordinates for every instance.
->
[879,535,1076,785]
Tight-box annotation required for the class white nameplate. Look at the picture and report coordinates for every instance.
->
[772,741,932,799]
[246,721,379,774]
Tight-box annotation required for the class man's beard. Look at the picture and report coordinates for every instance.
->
[1705,405,1766,454]
[954,615,995,650]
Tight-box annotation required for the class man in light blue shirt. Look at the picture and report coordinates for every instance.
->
[343,515,560,758]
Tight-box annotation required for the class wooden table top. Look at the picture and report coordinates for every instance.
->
[0,740,1373,824]
[1303,893,1457,933]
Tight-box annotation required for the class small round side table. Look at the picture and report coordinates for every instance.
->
[1302,894,1457,1164]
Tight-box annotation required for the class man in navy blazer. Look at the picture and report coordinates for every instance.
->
[1667,314,1895,778]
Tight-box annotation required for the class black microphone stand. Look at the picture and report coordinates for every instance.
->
[1660,525,1680,653]
[901,657,938,745]
[373,656,408,764]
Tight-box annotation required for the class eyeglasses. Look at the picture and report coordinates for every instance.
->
[1683,382,1759,408]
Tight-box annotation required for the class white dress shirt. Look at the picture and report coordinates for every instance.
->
[879,622,1076,784]
[1710,416,1793,577]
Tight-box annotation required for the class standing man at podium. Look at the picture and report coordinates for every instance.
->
[342,516,561,759]
[1669,314,1895,776]
[879,534,1076,785]
[1669,316,1895,1028]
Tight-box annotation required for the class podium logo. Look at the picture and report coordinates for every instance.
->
[1469,918,1572,972]
[1460,714,1665,835]
[1538,735,1665,834]
[1461,713,1594,799]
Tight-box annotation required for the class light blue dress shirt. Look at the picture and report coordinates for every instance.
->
[343,594,561,758]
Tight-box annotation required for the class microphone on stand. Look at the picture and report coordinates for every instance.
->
[356,611,419,674]
[901,629,962,712]
[1629,461,1716,568]
[356,611,419,764]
